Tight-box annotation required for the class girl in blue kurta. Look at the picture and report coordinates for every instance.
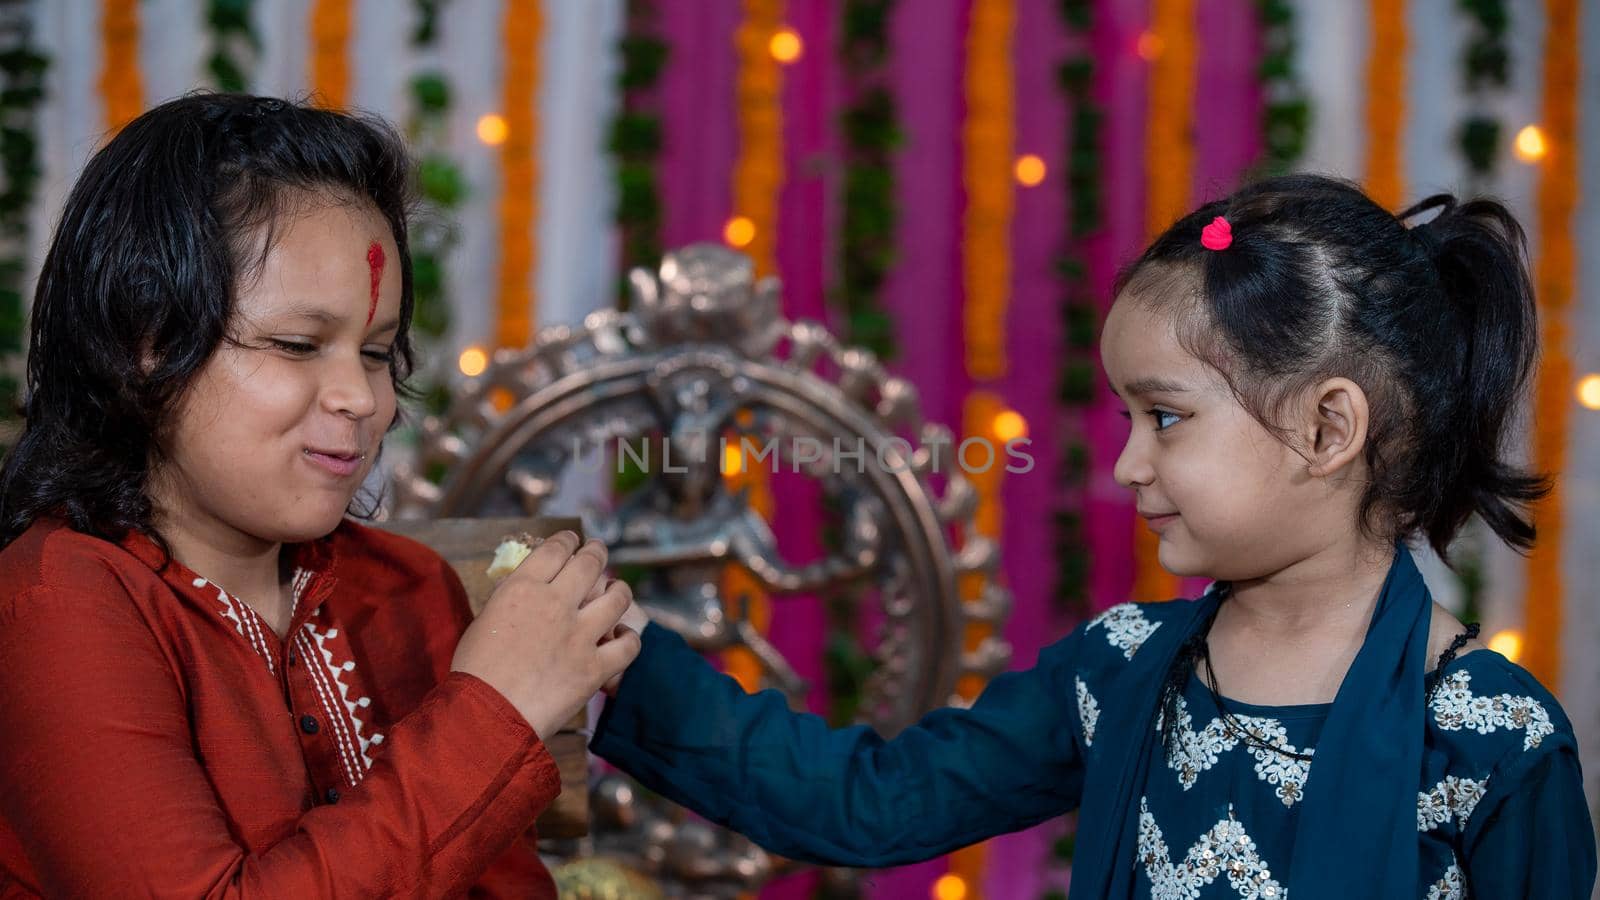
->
[591,175,1597,898]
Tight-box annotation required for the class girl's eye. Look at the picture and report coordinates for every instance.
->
[270,339,317,355]
[362,348,395,365]
[1149,409,1182,431]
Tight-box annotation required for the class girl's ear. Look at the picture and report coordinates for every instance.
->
[1302,377,1369,478]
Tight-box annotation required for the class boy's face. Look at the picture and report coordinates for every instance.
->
[1100,292,1346,583]
[151,196,401,548]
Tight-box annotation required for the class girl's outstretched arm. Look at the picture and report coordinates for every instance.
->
[591,622,1087,867]
[1461,738,1596,898]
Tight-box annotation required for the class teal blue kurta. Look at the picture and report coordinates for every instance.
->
[593,594,1594,898]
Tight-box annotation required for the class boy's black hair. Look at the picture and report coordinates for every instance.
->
[0,93,418,552]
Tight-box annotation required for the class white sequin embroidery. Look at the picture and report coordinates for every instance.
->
[1417,775,1489,832]
[1424,862,1464,900]
[1139,797,1287,899]
[1430,670,1554,750]
[1162,695,1314,807]
[1075,677,1100,747]
[1087,603,1161,660]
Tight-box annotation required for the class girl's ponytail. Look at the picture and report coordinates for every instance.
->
[1401,193,1548,554]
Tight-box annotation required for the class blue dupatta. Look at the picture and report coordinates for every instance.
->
[1069,546,1432,899]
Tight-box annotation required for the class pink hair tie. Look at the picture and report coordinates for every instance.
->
[1200,216,1233,251]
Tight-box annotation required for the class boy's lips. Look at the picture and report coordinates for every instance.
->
[302,447,365,478]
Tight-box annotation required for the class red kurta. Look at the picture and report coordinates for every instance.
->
[0,516,559,898]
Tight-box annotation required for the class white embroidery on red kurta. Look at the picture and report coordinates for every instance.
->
[192,576,276,675]
[297,605,385,787]
[196,566,386,788]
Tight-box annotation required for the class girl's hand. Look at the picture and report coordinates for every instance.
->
[581,576,648,697]
[451,533,640,740]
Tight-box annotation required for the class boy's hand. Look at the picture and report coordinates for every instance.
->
[451,533,640,740]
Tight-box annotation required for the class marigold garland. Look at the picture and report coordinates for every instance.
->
[99,0,142,132]
[1133,0,1195,603]
[721,0,785,693]
[308,0,352,109]
[495,0,541,349]
[953,2,1019,894]
[962,0,1015,383]
[1523,0,1579,692]
[1363,0,1406,210]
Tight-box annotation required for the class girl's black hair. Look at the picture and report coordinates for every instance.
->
[1118,173,1547,561]
[0,92,418,553]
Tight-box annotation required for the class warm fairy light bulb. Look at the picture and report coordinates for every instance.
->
[723,216,756,248]
[932,874,968,900]
[458,346,488,377]
[769,27,803,63]
[477,114,509,146]
[992,409,1028,442]
[723,443,745,475]
[1014,154,1047,187]
[1137,30,1165,61]
[1488,629,1523,663]
[1577,374,1600,410]
[1514,125,1547,163]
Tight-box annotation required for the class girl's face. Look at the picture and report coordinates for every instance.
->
[1100,294,1344,582]
[150,197,401,548]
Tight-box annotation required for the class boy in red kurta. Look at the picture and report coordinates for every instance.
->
[0,93,641,897]
[0,518,558,897]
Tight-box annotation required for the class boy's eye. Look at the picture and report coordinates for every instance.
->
[270,339,317,355]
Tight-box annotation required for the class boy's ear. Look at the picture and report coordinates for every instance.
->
[1302,377,1369,478]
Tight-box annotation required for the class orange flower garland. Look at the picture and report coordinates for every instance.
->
[495,0,542,350]
[1133,0,1196,603]
[730,0,785,280]
[308,0,352,109]
[952,1,1019,893]
[947,392,1006,897]
[1523,0,1580,691]
[721,0,785,693]
[1363,0,1407,210]
[99,0,143,133]
[961,0,1015,384]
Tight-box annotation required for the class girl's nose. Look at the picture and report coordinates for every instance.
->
[1113,434,1154,489]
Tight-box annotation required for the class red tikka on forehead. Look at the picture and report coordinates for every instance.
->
[365,242,385,328]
